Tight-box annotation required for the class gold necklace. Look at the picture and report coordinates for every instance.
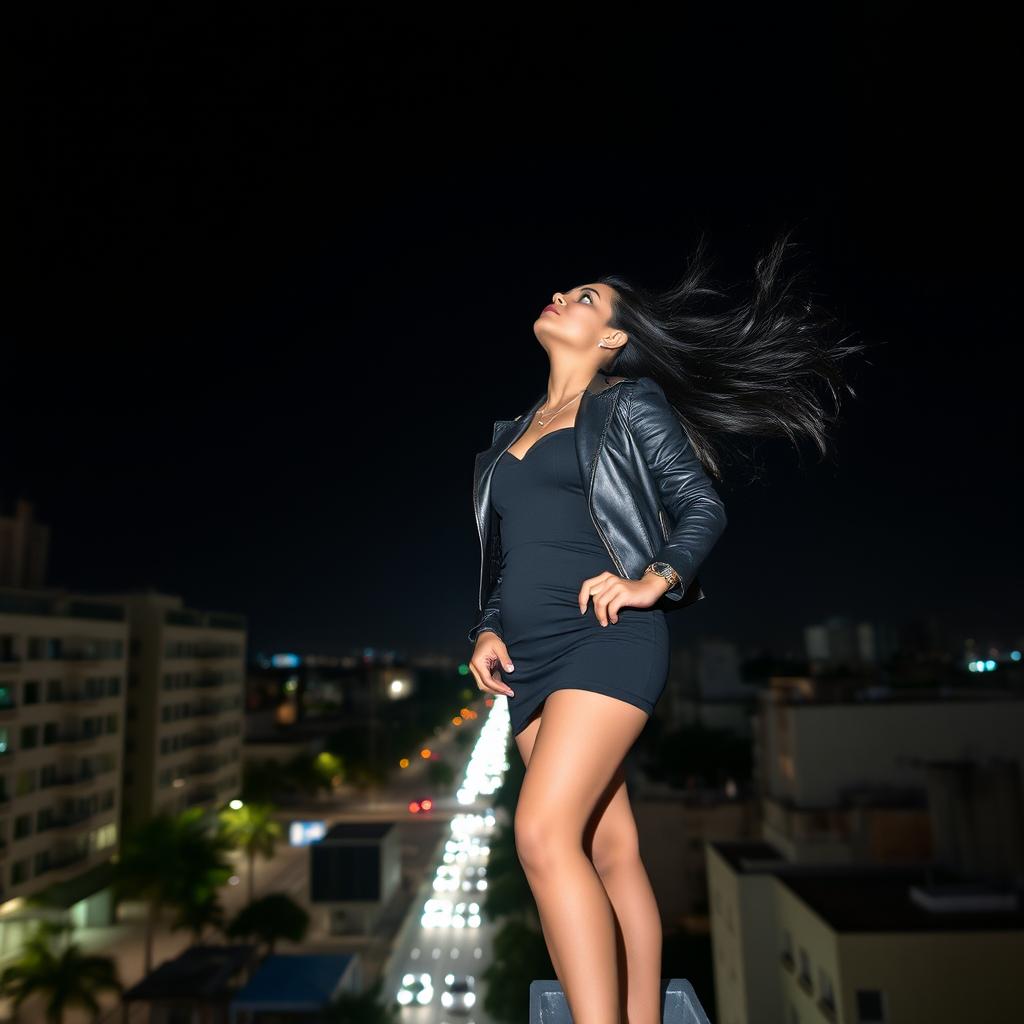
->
[536,390,584,427]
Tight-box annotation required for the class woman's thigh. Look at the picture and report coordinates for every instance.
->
[515,701,638,867]
[513,689,649,838]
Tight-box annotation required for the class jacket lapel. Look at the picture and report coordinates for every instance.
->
[575,372,623,504]
[472,390,545,557]
[472,371,632,569]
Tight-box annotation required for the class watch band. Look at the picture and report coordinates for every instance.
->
[645,561,681,589]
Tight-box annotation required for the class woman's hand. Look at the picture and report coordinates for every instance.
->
[469,631,515,698]
[578,571,670,626]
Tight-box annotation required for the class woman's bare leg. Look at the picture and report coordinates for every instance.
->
[585,767,663,1024]
[516,712,663,1024]
[512,689,650,1024]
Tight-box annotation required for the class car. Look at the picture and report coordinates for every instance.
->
[441,973,476,1014]
[433,865,461,892]
[461,865,487,891]
[421,897,453,929]
[451,900,481,928]
[396,971,433,1006]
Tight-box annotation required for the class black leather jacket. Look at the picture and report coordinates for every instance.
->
[468,370,728,644]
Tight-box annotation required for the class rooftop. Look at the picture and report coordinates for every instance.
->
[709,841,1024,933]
[230,953,355,1009]
[123,945,258,1002]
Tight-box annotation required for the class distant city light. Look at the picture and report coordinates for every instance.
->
[271,653,301,668]
[289,820,327,846]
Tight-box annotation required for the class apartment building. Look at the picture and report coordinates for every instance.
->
[0,586,127,951]
[753,682,1024,863]
[96,589,246,824]
[708,840,1024,1024]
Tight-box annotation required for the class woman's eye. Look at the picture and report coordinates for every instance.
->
[579,293,593,304]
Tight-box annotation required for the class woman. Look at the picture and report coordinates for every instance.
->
[467,230,863,1023]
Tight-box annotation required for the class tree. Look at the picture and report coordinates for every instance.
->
[322,976,398,1023]
[225,892,309,955]
[481,918,553,1024]
[0,920,122,1024]
[169,888,227,942]
[217,802,284,904]
[112,807,235,975]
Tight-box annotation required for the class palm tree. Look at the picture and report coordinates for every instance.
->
[112,807,235,975]
[225,892,309,955]
[0,920,122,1024]
[322,977,399,1023]
[169,888,227,942]
[217,802,283,904]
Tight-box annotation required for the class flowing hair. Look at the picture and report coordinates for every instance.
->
[596,228,872,482]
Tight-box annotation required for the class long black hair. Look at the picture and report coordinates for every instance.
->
[596,229,870,482]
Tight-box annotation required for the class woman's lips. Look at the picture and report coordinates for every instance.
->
[542,304,560,315]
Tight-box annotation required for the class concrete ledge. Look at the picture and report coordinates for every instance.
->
[529,978,711,1022]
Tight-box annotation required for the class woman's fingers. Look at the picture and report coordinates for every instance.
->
[470,636,515,697]
[578,571,615,614]
[589,576,627,625]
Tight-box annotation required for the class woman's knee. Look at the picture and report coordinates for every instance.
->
[514,801,574,872]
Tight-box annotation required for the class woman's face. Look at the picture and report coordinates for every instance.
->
[534,282,625,355]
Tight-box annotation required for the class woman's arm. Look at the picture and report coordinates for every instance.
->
[467,577,504,644]
[627,376,728,600]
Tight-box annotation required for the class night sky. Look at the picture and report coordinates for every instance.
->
[3,11,1018,658]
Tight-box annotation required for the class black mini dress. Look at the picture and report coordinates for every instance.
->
[491,426,670,737]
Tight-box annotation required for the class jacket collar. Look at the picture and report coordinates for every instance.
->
[473,369,634,604]
[585,369,633,397]
[517,369,633,430]
[475,366,633,482]
[479,370,632,455]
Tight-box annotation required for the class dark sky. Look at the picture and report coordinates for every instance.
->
[3,10,1019,659]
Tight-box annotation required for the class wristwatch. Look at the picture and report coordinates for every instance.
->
[644,561,681,590]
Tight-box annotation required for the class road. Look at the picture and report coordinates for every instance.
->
[1,697,512,1024]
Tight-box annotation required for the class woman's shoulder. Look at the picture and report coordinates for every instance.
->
[625,375,669,405]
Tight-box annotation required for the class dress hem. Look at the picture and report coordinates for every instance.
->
[509,683,655,738]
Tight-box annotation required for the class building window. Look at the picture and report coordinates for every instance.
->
[856,990,886,1023]
[19,725,39,750]
[797,948,812,994]
[780,928,794,970]
[818,967,836,1020]
[23,681,40,704]
[0,635,17,662]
